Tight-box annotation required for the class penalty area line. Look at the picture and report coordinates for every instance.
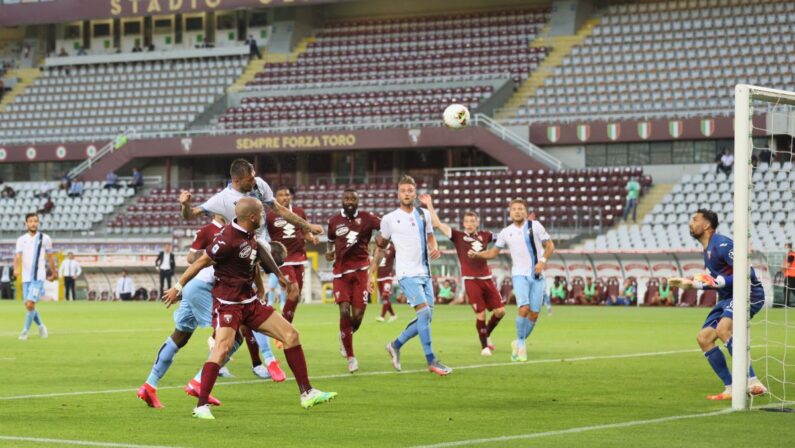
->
[0,348,698,401]
[0,435,185,448]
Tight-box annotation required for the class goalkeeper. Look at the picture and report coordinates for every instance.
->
[669,209,767,401]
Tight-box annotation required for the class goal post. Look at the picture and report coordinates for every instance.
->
[732,84,795,410]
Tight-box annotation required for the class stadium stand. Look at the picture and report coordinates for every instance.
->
[0,55,247,141]
[0,181,132,232]
[584,162,795,251]
[510,0,795,123]
[247,8,549,89]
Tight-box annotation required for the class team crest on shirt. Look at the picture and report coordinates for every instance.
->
[274,219,288,228]
[211,244,220,254]
[335,225,350,236]
[707,250,711,260]
[223,314,233,324]
[239,245,253,258]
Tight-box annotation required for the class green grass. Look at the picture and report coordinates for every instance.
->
[1,302,793,447]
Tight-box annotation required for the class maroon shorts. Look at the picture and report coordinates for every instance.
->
[333,269,370,310]
[465,278,504,313]
[213,300,275,332]
[378,279,393,303]
[280,264,305,293]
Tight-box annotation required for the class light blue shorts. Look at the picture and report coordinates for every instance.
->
[398,276,434,308]
[23,281,45,303]
[173,279,213,333]
[512,275,545,313]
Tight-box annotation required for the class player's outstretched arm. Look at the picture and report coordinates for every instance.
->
[186,249,203,264]
[162,253,213,307]
[469,247,499,260]
[418,194,452,238]
[267,201,323,235]
[179,190,206,220]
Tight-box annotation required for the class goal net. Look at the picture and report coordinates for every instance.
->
[734,85,795,411]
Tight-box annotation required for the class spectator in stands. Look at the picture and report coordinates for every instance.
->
[58,47,69,57]
[0,78,4,102]
[550,276,567,304]
[155,243,175,295]
[1,262,14,299]
[132,44,143,53]
[104,171,119,189]
[147,43,155,52]
[783,243,795,307]
[1,184,15,199]
[58,252,81,301]
[77,46,87,56]
[131,168,144,193]
[246,34,262,59]
[583,277,597,304]
[649,278,674,306]
[758,147,772,165]
[38,197,55,215]
[59,172,71,190]
[613,277,636,306]
[622,177,640,223]
[716,148,734,175]
[437,280,455,304]
[68,179,83,197]
[116,270,135,301]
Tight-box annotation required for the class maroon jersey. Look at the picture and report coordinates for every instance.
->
[265,205,307,265]
[449,229,494,278]
[327,210,381,277]
[206,221,259,302]
[377,242,396,279]
[192,220,223,251]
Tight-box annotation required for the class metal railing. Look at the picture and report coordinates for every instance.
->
[65,128,136,180]
[472,113,564,170]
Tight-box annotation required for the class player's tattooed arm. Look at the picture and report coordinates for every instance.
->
[469,246,500,260]
[186,250,202,264]
[46,252,57,282]
[267,201,323,235]
[179,190,205,220]
[535,239,555,275]
[418,194,452,238]
[253,264,266,303]
[370,235,389,276]
[162,252,214,307]
[325,241,335,262]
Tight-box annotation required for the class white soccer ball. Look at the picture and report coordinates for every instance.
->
[443,104,470,129]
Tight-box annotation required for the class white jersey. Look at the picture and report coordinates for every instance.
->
[380,207,433,280]
[15,232,53,283]
[495,220,550,277]
[199,177,275,239]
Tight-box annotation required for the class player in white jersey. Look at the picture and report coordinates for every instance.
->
[370,175,452,376]
[470,199,555,362]
[15,212,56,340]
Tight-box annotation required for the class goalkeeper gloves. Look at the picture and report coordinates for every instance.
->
[692,273,726,290]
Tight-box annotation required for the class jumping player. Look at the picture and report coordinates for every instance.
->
[371,176,451,376]
[419,195,505,356]
[375,241,397,322]
[266,185,320,324]
[16,212,56,340]
[326,189,381,373]
[669,209,767,400]
[163,197,336,420]
[469,199,554,362]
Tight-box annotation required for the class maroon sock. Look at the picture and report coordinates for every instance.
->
[486,314,503,336]
[283,299,298,323]
[380,302,389,318]
[386,302,395,316]
[340,316,354,357]
[241,327,262,367]
[476,319,488,348]
[284,345,312,394]
[198,362,220,407]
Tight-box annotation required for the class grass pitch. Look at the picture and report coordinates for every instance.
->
[1,301,793,447]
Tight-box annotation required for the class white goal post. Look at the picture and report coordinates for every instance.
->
[732,84,795,410]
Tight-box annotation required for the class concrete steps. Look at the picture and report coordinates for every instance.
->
[0,68,40,113]
[634,183,675,224]
[228,37,315,93]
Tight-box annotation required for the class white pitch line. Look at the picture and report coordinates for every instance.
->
[0,328,167,337]
[0,435,184,448]
[0,357,16,361]
[407,408,735,448]
[0,348,698,401]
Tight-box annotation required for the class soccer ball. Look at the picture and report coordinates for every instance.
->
[443,104,470,129]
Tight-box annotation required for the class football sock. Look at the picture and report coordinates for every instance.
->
[23,310,34,332]
[253,331,276,365]
[394,318,419,350]
[340,315,354,358]
[704,346,732,386]
[524,318,536,339]
[515,316,526,348]
[486,314,503,336]
[146,336,180,388]
[725,338,757,378]
[282,299,298,323]
[193,338,242,382]
[198,362,220,407]
[32,310,42,326]
[416,307,435,363]
[284,345,311,394]
[476,319,488,348]
[241,327,262,367]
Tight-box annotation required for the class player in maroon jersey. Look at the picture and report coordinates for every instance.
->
[419,194,505,356]
[326,189,381,373]
[163,197,336,420]
[266,186,319,324]
[375,242,397,322]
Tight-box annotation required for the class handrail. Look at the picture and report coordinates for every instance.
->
[66,128,136,180]
[472,113,564,170]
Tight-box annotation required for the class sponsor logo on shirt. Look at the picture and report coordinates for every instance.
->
[335,226,350,237]
[239,245,253,259]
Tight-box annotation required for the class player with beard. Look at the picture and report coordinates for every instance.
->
[326,189,381,373]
